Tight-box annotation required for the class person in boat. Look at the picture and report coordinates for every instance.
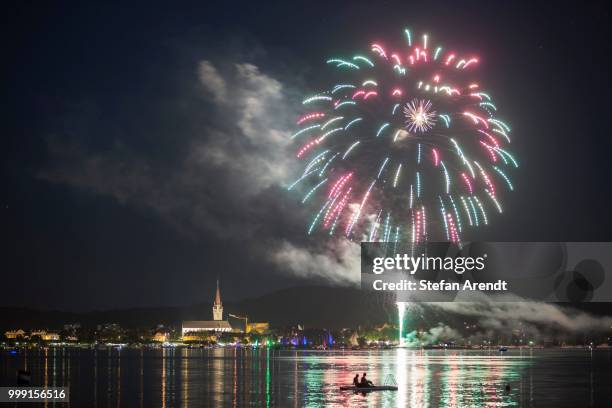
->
[359,373,374,387]
[353,374,360,387]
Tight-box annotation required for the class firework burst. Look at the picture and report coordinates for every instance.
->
[289,28,518,246]
[404,98,436,133]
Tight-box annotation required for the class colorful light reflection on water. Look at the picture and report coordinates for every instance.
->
[1,348,611,406]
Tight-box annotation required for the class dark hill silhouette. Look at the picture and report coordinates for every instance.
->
[0,286,395,331]
[2,286,608,333]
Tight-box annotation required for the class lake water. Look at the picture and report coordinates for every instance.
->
[1,347,611,407]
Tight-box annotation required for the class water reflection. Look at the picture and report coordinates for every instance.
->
[1,348,611,407]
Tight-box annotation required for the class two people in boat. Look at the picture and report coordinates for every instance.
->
[353,372,374,388]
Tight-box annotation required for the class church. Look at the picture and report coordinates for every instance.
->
[181,280,232,336]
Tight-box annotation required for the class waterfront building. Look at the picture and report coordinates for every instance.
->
[182,280,232,336]
[30,330,60,341]
[152,331,169,342]
[247,322,270,334]
[4,329,26,339]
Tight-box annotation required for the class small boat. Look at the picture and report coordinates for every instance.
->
[339,385,398,392]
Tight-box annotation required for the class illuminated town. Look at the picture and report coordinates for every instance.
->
[2,283,611,350]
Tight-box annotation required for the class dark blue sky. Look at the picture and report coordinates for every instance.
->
[2,1,611,310]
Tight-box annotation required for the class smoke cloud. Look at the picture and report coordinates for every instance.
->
[40,59,361,287]
[429,300,612,333]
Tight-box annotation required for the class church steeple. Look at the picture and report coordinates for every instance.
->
[212,280,223,321]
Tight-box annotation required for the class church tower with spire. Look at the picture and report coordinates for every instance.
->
[212,280,223,321]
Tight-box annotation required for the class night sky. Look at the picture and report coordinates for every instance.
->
[2,1,611,311]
